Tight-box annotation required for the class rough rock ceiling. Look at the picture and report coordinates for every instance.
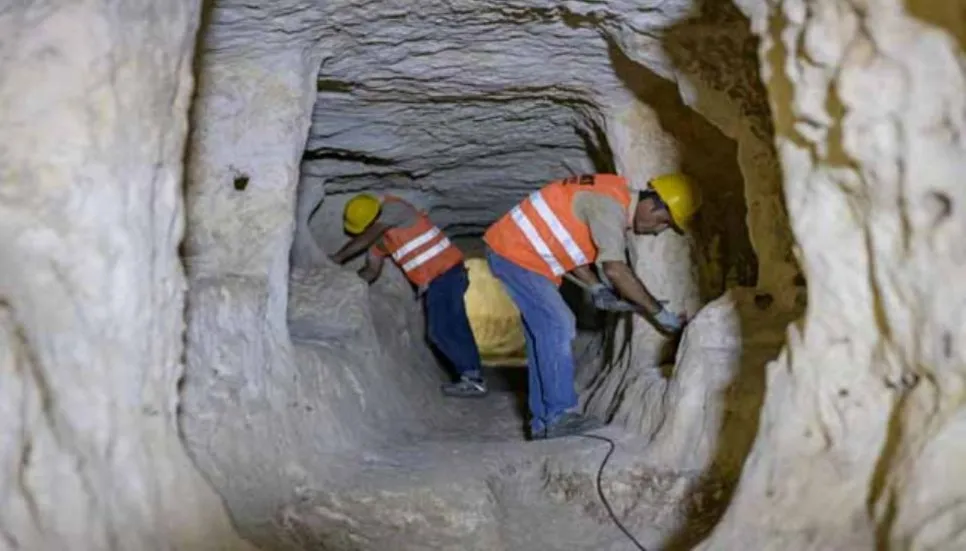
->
[295,0,722,231]
[304,98,605,231]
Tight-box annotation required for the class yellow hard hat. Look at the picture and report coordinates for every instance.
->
[650,173,702,232]
[343,193,381,234]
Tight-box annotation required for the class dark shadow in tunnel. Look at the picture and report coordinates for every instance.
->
[177,0,219,421]
[481,365,528,394]
[605,40,758,299]
[179,0,218,266]
[602,6,789,547]
[573,115,618,175]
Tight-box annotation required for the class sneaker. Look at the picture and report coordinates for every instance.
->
[441,376,488,398]
[542,412,603,440]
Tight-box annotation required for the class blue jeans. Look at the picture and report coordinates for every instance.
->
[486,249,577,433]
[425,263,483,378]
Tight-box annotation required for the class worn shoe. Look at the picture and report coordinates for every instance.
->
[541,412,603,440]
[528,425,547,441]
[441,376,488,398]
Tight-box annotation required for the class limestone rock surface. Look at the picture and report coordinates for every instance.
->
[0,1,253,549]
[696,1,966,549]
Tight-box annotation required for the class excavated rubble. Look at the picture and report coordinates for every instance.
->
[1,0,964,550]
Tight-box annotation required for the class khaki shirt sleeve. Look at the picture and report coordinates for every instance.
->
[572,192,628,264]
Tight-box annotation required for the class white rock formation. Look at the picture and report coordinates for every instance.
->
[0,1,252,549]
[643,289,798,476]
[697,1,966,548]
[178,20,469,547]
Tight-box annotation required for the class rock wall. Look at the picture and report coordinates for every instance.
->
[0,1,251,549]
[643,289,798,477]
[180,46,330,540]
[697,1,966,548]
[601,1,801,306]
[179,11,460,544]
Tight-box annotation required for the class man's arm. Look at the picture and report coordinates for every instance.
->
[330,223,387,264]
[601,261,662,316]
[358,252,385,283]
[577,193,663,317]
[569,264,602,287]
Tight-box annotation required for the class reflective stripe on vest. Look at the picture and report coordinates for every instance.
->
[482,174,632,283]
[391,227,442,262]
[509,190,589,276]
[378,196,463,286]
[400,234,454,273]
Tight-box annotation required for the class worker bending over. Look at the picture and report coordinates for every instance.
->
[330,193,487,398]
[483,173,701,440]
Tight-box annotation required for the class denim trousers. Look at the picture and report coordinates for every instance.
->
[424,263,483,378]
[486,249,577,432]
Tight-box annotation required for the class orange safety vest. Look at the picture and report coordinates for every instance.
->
[483,174,632,285]
[372,196,464,287]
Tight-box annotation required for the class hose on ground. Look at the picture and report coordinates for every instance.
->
[575,287,645,548]
[579,433,648,551]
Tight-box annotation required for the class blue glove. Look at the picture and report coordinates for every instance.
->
[590,284,638,312]
[653,306,684,334]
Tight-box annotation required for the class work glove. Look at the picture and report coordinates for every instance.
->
[653,305,685,335]
[589,284,637,312]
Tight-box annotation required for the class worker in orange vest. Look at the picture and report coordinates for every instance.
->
[330,193,487,398]
[483,173,702,440]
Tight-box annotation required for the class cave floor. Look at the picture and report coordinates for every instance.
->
[322,365,629,477]
[275,293,802,550]
[279,365,726,551]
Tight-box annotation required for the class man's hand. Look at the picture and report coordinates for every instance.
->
[357,253,384,284]
[592,277,687,332]
[590,284,638,312]
[601,261,663,316]
[357,265,378,283]
[652,305,687,335]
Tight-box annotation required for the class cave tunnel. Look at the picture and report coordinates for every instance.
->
[3,0,966,550]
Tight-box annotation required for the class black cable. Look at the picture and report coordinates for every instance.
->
[579,433,648,551]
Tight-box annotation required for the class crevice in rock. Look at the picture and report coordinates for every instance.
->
[303,147,398,165]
